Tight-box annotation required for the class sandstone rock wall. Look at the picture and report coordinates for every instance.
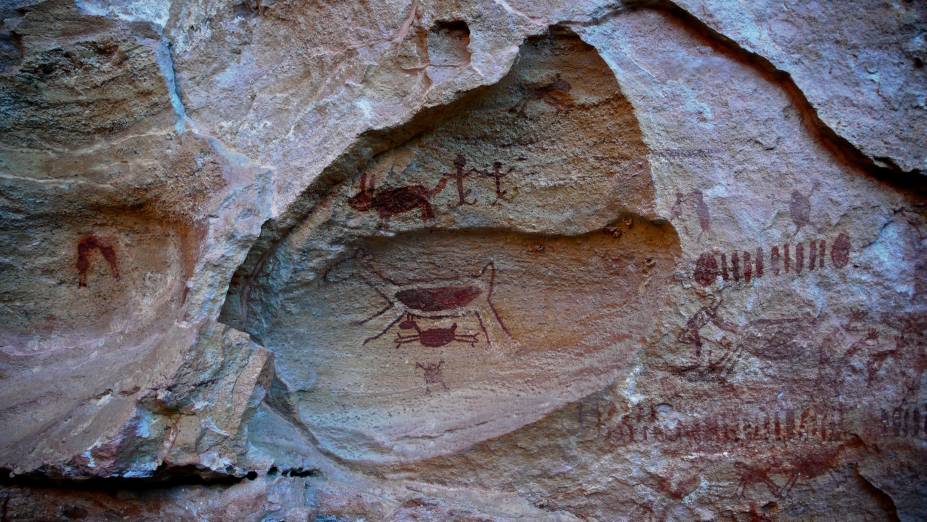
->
[0,0,924,520]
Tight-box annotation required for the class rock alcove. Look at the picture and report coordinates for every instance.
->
[222,29,680,463]
[1,1,925,519]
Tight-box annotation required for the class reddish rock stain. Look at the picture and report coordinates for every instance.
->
[693,189,711,235]
[395,286,481,312]
[76,235,119,287]
[693,235,849,286]
[808,240,817,271]
[743,251,752,282]
[831,233,851,268]
[415,360,449,393]
[347,169,449,226]
[396,316,478,349]
[694,253,719,286]
[795,242,804,274]
[789,189,811,232]
[755,247,764,278]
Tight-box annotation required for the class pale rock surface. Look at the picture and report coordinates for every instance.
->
[0,0,924,520]
[671,0,927,174]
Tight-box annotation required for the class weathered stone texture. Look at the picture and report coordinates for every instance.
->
[0,0,924,520]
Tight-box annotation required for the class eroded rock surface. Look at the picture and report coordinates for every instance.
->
[220,31,676,465]
[0,0,924,520]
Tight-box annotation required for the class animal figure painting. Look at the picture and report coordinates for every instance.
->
[348,168,448,228]
[326,250,511,348]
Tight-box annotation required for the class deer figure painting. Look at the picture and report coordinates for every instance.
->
[347,167,448,228]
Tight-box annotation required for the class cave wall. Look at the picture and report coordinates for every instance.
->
[0,0,924,520]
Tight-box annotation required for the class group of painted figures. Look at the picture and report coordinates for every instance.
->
[347,154,518,228]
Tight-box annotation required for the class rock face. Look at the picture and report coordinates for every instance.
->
[220,30,676,466]
[0,1,924,520]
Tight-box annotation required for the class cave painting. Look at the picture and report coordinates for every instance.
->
[735,438,863,500]
[476,161,516,204]
[443,154,476,207]
[347,168,449,228]
[676,302,737,359]
[693,232,851,286]
[672,301,821,383]
[439,154,520,208]
[326,249,510,348]
[671,190,711,239]
[76,235,119,287]
[348,154,522,225]
[789,183,820,235]
[224,30,673,463]
[416,360,449,394]
[593,400,852,451]
[395,315,479,349]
